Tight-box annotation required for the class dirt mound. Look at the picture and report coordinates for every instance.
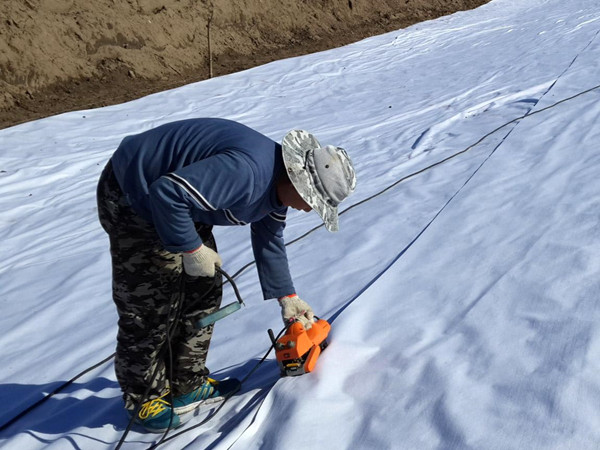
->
[0,0,489,129]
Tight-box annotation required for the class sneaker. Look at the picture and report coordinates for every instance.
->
[128,391,181,433]
[173,377,241,415]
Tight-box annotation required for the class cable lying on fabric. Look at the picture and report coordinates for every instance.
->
[117,268,282,449]
[0,352,116,433]
[146,326,287,449]
[232,83,600,281]
[2,83,599,441]
[137,83,600,448]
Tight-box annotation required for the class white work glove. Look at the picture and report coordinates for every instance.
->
[278,294,315,330]
[182,245,222,277]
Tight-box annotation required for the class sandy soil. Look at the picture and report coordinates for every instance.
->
[0,0,489,129]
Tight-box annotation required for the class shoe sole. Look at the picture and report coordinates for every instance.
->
[132,416,183,433]
[141,424,180,433]
[173,395,226,415]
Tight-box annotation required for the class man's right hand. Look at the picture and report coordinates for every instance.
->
[278,294,315,330]
[182,245,222,277]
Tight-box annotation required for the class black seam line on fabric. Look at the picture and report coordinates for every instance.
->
[215,50,600,450]
[330,102,522,324]
[2,83,599,442]
[324,27,600,326]
[0,352,116,434]
[230,82,600,282]
[223,383,275,450]
[542,27,600,101]
[164,173,215,211]
[210,82,600,450]
[159,87,600,449]
[5,29,600,438]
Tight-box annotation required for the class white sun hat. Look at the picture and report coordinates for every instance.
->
[282,130,356,232]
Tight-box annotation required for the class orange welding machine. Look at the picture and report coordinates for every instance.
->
[268,318,331,377]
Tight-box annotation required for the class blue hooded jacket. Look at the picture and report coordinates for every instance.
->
[110,118,294,299]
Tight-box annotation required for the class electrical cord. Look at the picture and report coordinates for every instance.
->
[146,326,287,449]
[115,272,192,450]
[230,82,600,281]
[118,267,251,449]
[0,352,116,434]
[2,82,599,443]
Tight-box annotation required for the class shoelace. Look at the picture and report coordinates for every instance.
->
[198,378,217,399]
[138,391,172,419]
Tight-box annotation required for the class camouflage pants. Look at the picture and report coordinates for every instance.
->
[97,160,222,410]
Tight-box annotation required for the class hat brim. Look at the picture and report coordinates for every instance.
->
[282,130,339,232]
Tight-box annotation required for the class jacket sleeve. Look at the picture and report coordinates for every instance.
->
[251,209,296,300]
[148,152,254,252]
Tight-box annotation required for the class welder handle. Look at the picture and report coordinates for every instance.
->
[196,301,242,328]
[194,266,245,329]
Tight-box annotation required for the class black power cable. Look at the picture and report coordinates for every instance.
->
[2,83,599,443]
[166,82,600,448]
[146,326,287,449]
[116,266,265,449]
[231,82,600,282]
[0,352,116,434]
[115,272,192,450]
[115,270,222,450]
